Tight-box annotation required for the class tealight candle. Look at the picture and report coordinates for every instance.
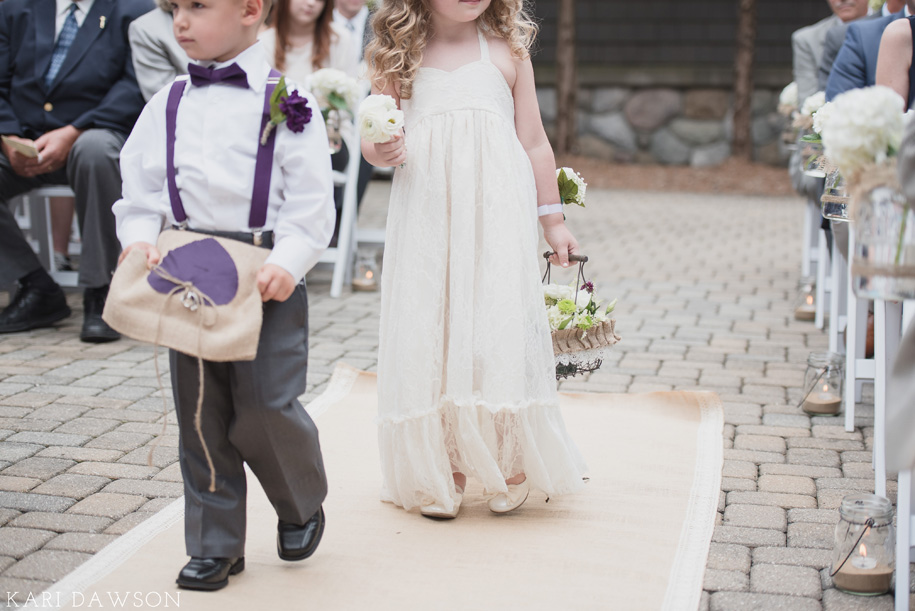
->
[833,544,893,595]
[795,293,815,321]
[802,383,842,415]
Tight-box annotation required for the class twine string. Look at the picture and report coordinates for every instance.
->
[148,266,221,492]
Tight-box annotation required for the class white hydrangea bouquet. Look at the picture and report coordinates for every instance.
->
[308,69,360,153]
[818,85,910,266]
[308,68,360,118]
[794,90,826,131]
[543,254,620,379]
[778,81,798,117]
[818,85,905,179]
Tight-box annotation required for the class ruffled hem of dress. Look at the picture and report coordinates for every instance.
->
[378,396,587,512]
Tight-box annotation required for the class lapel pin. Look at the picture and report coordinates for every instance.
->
[99,16,106,29]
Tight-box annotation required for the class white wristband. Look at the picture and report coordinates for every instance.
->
[537,203,563,217]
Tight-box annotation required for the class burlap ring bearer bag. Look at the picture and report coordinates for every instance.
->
[104,71,284,361]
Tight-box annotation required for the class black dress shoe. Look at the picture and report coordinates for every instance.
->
[175,557,244,591]
[80,285,119,343]
[0,282,70,334]
[277,506,325,561]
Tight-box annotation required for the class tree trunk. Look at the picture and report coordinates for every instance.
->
[732,0,757,160]
[555,0,577,155]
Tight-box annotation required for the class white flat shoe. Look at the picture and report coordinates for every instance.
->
[420,490,463,520]
[487,480,530,514]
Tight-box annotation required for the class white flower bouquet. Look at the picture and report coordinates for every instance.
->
[556,167,587,208]
[818,85,905,177]
[358,94,404,144]
[308,68,360,118]
[793,91,827,131]
[778,81,798,116]
[543,255,620,379]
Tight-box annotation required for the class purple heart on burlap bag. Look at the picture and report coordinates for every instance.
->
[147,238,239,305]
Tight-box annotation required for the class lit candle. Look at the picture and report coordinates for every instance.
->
[795,293,815,321]
[351,268,378,292]
[834,544,893,595]
[802,382,842,415]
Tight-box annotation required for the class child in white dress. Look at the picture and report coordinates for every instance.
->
[362,0,586,519]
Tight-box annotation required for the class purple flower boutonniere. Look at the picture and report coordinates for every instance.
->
[260,76,313,145]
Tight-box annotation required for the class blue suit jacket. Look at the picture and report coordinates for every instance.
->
[826,10,905,100]
[0,0,153,139]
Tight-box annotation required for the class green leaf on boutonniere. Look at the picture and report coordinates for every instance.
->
[269,76,289,126]
[800,133,822,143]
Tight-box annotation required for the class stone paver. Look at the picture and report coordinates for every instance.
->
[0,186,902,604]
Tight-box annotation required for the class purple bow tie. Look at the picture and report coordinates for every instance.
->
[187,62,249,89]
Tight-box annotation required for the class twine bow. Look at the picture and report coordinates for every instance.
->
[149,264,221,492]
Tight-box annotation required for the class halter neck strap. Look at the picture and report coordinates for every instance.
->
[477,27,489,62]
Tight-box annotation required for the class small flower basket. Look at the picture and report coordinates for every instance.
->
[543,252,620,380]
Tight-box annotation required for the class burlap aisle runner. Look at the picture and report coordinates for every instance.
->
[45,364,723,611]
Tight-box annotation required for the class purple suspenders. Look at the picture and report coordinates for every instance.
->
[164,69,282,245]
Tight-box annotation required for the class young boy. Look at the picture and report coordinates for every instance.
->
[112,0,335,591]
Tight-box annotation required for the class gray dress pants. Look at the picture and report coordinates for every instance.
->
[0,129,125,288]
[170,284,327,558]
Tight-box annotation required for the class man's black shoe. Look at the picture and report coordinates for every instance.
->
[277,506,325,561]
[0,282,70,334]
[80,285,119,343]
[175,557,244,591]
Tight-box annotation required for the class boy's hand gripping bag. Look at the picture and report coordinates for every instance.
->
[102,229,270,361]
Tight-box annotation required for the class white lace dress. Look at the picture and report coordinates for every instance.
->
[377,29,587,513]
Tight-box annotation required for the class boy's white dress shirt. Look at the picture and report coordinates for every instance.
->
[113,42,335,283]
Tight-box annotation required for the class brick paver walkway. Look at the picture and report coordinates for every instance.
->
[0,182,902,610]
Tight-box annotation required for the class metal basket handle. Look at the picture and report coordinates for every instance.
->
[542,251,590,304]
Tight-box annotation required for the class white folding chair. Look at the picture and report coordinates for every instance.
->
[803,200,821,279]
[892,303,915,611]
[846,230,876,433]
[12,185,79,288]
[829,236,848,354]
[816,226,831,330]
[316,125,361,298]
[873,300,903,498]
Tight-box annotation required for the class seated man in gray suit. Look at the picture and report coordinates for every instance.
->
[128,0,189,101]
[0,0,153,342]
[790,0,868,201]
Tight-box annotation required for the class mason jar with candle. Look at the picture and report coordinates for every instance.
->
[793,277,816,321]
[800,352,843,416]
[351,249,379,292]
[830,494,894,596]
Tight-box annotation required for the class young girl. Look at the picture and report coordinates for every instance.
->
[362,0,587,519]
[259,0,358,84]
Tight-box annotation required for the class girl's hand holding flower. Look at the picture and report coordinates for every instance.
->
[359,94,407,168]
[373,130,407,167]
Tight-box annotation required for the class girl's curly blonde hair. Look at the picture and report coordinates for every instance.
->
[366,0,537,99]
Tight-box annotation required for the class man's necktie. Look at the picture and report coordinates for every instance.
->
[45,4,79,88]
[187,62,249,89]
